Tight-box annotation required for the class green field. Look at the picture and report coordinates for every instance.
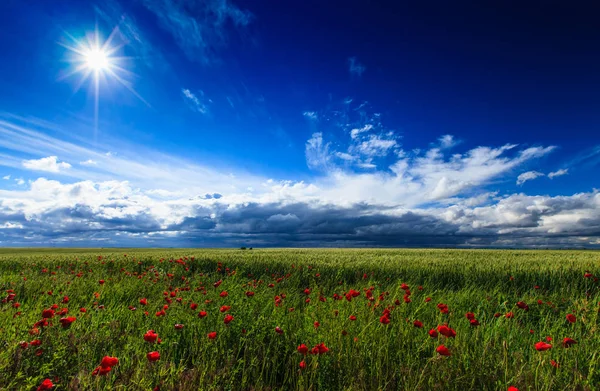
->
[1,249,599,391]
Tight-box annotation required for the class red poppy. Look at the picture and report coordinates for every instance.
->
[62,296,69,303]
[349,315,357,321]
[535,342,552,351]
[413,320,423,328]
[30,339,41,347]
[314,321,320,329]
[436,345,451,356]
[469,319,480,327]
[380,314,390,324]
[299,360,306,369]
[465,312,475,320]
[198,311,208,318]
[494,312,502,318]
[37,379,54,391]
[19,341,28,349]
[220,305,231,313]
[42,309,55,319]
[437,325,456,338]
[220,291,228,298]
[245,291,255,297]
[147,351,160,362]
[101,356,119,368]
[144,330,158,343]
[224,314,234,324]
[550,360,560,368]
[437,303,449,314]
[566,314,576,323]
[207,331,217,339]
[140,298,148,306]
[505,312,514,319]
[275,326,283,334]
[425,297,432,302]
[59,317,76,328]
[80,308,87,313]
[516,301,529,311]
[99,280,105,285]
[562,337,577,347]
[297,344,309,355]
[428,329,438,338]
[174,324,184,330]
[508,387,519,391]
[312,343,329,354]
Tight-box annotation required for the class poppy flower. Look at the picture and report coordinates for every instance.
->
[505,312,514,319]
[535,342,552,351]
[144,330,158,343]
[59,317,76,328]
[494,312,502,318]
[516,301,529,311]
[469,319,480,327]
[465,312,475,320]
[437,303,449,314]
[99,280,105,285]
[62,296,69,303]
[413,320,423,328]
[299,360,306,369]
[101,356,119,368]
[220,291,228,298]
[428,329,438,338]
[562,337,577,348]
[550,360,560,368]
[245,291,255,297]
[508,387,519,391]
[80,308,87,313]
[349,315,357,321]
[147,351,160,362]
[436,345,451,356]
[437,325,456,338]
[219,305,231,313]
[140,298,148,306]
[297,344,309,355]
[566,314,576,323]
[380,314,390,324]
[174,324,184,330]
[42,309,55,319]
[30,339,41,347]
[425,297,432,302]
[198,311,208,318]
[275,326,283,334]
[314,321,320,329]
[207,331,217,339]
[37,379,54,391]
[19,341,28,349]
[224,314,234,324]
[312,343,329,354]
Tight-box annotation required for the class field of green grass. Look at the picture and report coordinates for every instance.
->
[0,248,599,390]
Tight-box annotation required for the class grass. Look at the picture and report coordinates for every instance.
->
[0,248,599,390]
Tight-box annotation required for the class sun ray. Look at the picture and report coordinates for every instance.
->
[59,27,148,139]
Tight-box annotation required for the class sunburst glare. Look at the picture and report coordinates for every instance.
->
[59,26,148,138]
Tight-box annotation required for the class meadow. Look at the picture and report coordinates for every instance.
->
[0,248,599,391]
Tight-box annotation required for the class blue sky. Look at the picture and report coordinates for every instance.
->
[0,0,599,247]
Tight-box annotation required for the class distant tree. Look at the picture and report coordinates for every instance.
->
[240,247,247,250]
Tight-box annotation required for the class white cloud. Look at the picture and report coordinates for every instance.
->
[305,133,331,170]
[15,178,25,185]
[2,175,9,180]
[517,171,544,185]
[438,134,458,149]
[22,156,71,173]
[303,111,318,120]
[350,124,373,139]
[355,135,397,157]
[548,168,568,179]
[80,159,98,166]
[348,57,366,77]
[182,89,209,114]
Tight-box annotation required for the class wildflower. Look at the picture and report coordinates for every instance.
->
[535,342,552,351]
[147,351,160,362]
[436,345,451,356]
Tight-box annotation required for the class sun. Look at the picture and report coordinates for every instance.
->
[59,27,149,138]
[84,48,111,71]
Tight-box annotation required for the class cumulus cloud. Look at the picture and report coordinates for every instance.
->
[0,114,594,248]
[2,175,9,180]
[80,159,98,166]
[348,57,366,77]
[303,111,318,120]
[1,177,599,248]
[438,134,458,149]
[517,171,544,185]
[548,168,568,179]
[22,156,71,173]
